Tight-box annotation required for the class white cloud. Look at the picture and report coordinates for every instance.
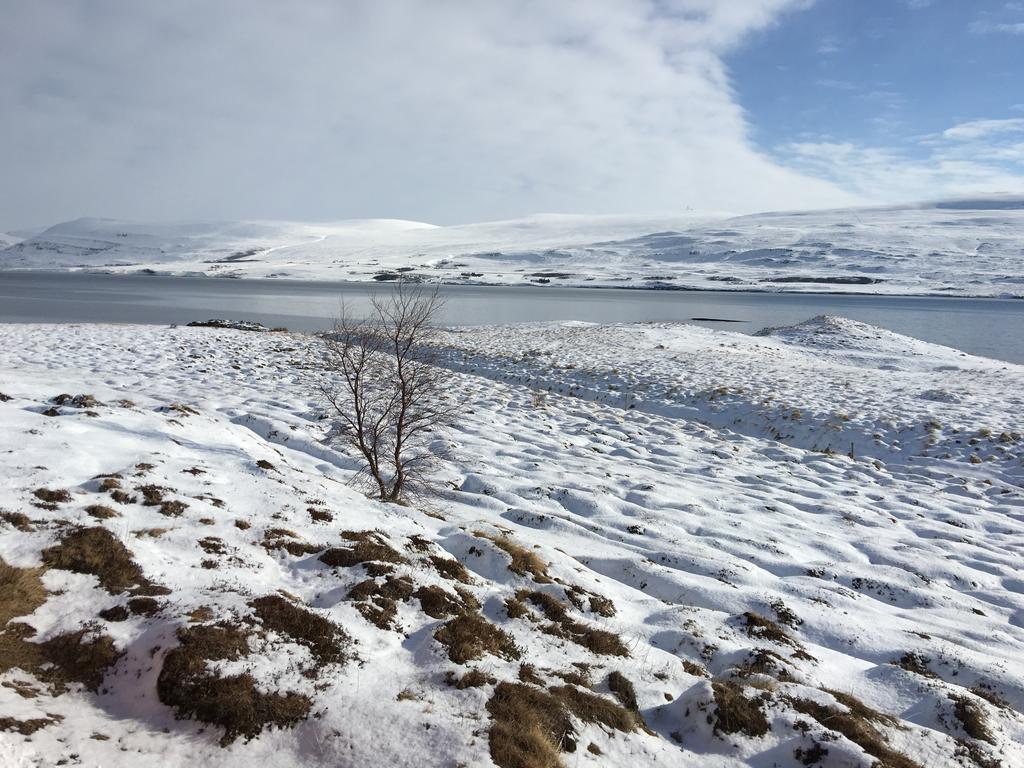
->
[943,118,1024,140]
[0,0,858,228]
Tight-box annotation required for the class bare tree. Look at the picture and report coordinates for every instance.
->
[319,282,454,502]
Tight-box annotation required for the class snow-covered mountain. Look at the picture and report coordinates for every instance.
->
[2,199,1023,296]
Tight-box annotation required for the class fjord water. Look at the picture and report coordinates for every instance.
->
[1,271,1022,364]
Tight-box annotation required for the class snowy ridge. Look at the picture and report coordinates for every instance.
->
[2,199,1024,296]
[0,319,1022,767]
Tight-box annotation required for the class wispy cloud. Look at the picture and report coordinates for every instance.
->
[780,113,1024,202]
[943,118,1024,140]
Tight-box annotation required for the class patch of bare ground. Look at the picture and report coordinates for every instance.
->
[319,530,408,568]
[514,589,629,657]
[711,680,771,738]
[788,690,922,768]
[249,595,350,665]
[477,533,552,583]
[486,681,643,768]
[434,611,521,664]
[157,623,312,746]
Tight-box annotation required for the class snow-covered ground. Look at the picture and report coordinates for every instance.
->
[1,317,1022,767]
[2,198,1024,297]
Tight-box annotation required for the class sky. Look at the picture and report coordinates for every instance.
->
[1,0,1022,230]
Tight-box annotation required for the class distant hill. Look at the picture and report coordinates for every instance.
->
[2,199,1022,297]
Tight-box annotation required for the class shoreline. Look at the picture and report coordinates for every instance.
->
[1,267,1022,301]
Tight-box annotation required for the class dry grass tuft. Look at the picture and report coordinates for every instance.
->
[429,554,473,583]
[741,611,798,648]
[261,528,322,557]
[487,682,573,768]
[413,585,467,619]
[789,692,922,768]
[157,623,311,746]
[477,533,552,583]
[486,680,643,768]
[319,531,408,568]
[712,680,770,738]
[950,694,994,744]
[514,590,629,657]
[85,504,120,520]
[41,527,149,594]
[1,511,34,531]
[250,595,350,665]
[435,612,521,664]
[446,668,497,689]
[607,670,639,711]
[0,713,64,735]
[347,575,414,630]
[32,488,71,508]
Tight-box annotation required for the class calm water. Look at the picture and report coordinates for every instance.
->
[1,271,1022,364]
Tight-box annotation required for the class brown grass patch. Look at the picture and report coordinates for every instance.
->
[0,713,64,735]
[515,590,629,657]
[742,611,798,648]
[435,612,521,664]
[550,684,641,732]
[950,694,994,744]
[487,682,574,768]
[413,585,467,619]
[477,533,552,583]
[110,489,137,505]
[347,576,414,630]
[446,668,497,689]
[608,671,638,711]
[712,680,770,738]
[41,527,150,594]
[85,504,120,520]
[136,484,165,505]
[429,554,473,583]
[262,528,322,557]
[896,652,937,678]
[157,623,311,746]
[33,487,71,506]
[319,531,408,568]
[789,692,921,768]
[1,511,33,531]
[159,500,189,517]
[308,507,332,523]
[249,595,350,665]
[519,663,545,685]
[98,478,121,492]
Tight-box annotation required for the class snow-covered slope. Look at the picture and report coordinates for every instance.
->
[1,318,1021,767]
[2,199,1023,296]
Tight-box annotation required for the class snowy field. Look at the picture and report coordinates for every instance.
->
[3,198,1024,297]
[1,317,1023,767]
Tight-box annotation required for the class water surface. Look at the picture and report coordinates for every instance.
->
[1,272,1021,364]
